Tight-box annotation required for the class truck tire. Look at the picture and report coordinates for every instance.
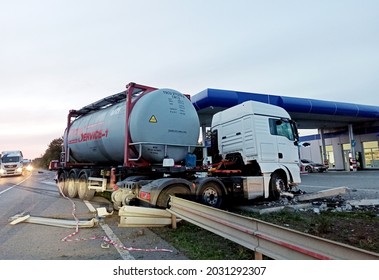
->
[156,185,190,208]
[67,170,78,198]
[199,182,223,208]
[269,172,286,200]
[58,171,68,197]
[77,171,95,201]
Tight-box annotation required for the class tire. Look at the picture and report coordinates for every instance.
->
[67,171,78,198]
[199,182,223,208]
[58,171,68,197]
[305,166,313,173]
[77,171,95,201]
[269,172,287,200]
[156,185,191,208]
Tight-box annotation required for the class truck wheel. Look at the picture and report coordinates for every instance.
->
[305,166,313,173]
[156,185,190,208]
[77,172,95,201]
[199,182,223,208]
[269,172,286,200]
[67,171,78,198]
[58,171,68,197]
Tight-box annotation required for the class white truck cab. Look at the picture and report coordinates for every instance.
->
[211,100,300,200]
[0,150,24,177]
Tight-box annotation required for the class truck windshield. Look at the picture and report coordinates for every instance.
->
[1,156,20,163]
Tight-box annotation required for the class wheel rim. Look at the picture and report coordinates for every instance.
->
[269,172,287,200]
[274,178,286,192]
[202,187,219,206]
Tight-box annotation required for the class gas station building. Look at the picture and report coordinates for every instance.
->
[192,88,379,171]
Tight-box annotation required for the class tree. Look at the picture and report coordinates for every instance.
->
[36,137,63,169]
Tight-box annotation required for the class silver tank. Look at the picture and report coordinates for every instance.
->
[66,88,200,164]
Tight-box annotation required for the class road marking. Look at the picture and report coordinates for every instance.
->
[83,200,135,260]
[0,187,13,196]
[0,174,33,197]
[38,179,134,259]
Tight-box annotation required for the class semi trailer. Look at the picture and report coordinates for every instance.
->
[56,82,301,209]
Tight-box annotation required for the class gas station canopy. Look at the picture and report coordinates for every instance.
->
[191,88,379,129]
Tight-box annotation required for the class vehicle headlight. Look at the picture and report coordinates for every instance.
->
[26,165,33,171]
[0,169,4,175]
[17,167,23,173]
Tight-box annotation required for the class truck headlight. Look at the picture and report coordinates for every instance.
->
[17,167,23,173]
[0,169,4,175]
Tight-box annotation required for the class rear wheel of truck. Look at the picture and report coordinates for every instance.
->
[58,171,68,197]
[156,185,191,208]
[77,171,95,201]
[67,170,78,198]
[199,182,223,208]
[269,172,286,200]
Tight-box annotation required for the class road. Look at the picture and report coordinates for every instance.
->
[299,170,379,200]
[0,170,186,260]
[1,169,378,260]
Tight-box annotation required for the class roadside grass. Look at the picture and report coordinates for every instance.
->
[152,209,379,259]
[151,221,256,260]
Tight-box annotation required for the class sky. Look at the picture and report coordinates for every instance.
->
[1,0,378,160]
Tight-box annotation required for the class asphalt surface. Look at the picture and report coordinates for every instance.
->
[298,170,379,200]
[0,170,187,260]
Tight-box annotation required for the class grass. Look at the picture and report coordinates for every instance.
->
[151,209,379,259]
[151,221,256,260]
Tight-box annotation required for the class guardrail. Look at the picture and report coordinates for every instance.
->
[167,196,379,260]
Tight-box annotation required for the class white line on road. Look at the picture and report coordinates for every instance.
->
[0,174,33,197]
[83,200,135,260]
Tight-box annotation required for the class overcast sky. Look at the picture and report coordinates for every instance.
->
[1,0,378,159]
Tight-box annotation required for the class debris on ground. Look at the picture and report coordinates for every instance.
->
[9,213,98,228]
[235,186,379,215]
[296,187,350,202]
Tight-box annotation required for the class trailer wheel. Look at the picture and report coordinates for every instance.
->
[77,172,95,201]
[305,166,313,173]
[156,185,190,208]
[58,171,68,197]
[199,182,223,208]
[269,172,286,200]
[67,171,78,198]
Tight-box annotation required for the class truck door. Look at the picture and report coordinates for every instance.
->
[269,118,299,164]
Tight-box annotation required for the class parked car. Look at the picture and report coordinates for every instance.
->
[300,159,328,173]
